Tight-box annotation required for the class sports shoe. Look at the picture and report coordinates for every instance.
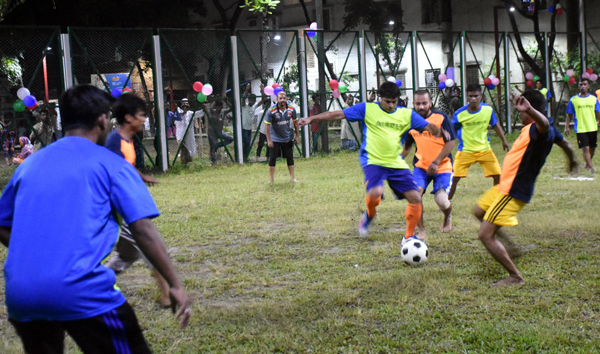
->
[358,212,374,237]
[401,235,419,246]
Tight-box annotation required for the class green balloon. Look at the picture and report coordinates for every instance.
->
[533,75,540,82]
[197,93,207,103]
[13,100,25,112]
[338,83,347,93]
[563,75,570,82]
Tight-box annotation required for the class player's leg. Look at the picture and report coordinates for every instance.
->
[432,172,453,232]
[283,141,297,182]
[478,149,502,186]
[478,221,524,287]
[448,151,473,200]
[473,192,520,258]
[412,167,430,240]
[65,302,151,354]
[106,223,141,274]
[9,319,66,353]
[386,169,422,243]
[268,142,280,183]
[359,165,386,237]
[256,133,265,157]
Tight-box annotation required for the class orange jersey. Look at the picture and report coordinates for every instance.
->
[105,130,136,166]
[405,110,456,173]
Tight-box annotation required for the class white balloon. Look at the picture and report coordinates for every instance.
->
[556,3,562,9]
[17,87,30,100]
[271,94,278,102]
[310,22,318,30]
[445,79,455,87]
[387,76,396,82]
[488,75,496,80]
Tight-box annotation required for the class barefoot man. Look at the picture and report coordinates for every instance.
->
[474,90,577,287]
[266,91,301,183]
[402,90,456,237]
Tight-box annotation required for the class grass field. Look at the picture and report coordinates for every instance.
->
[1,133,600,353]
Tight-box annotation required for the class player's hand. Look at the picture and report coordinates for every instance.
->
[502,141,510,151]
[298,117,312,127]
[427,162,439,176]
[142,175,160,185]
[267,140,274,148]
[564,125,570,137]
[169,286,191,329]
[511,94,532,112]
[295,135,301,144]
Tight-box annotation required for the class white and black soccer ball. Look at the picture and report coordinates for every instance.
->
[401,239,429,265]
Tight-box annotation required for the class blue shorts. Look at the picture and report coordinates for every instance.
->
[363,164,418,199]
[412,167,453,195]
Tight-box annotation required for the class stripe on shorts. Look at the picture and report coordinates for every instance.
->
[102,309,131,354]
[488,195,512,223]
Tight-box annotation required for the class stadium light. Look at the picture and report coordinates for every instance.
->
[274,35,281,40]
[388,21,395,25]
[510,7,515,11]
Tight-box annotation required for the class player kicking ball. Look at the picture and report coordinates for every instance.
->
[298,82,442,244]
[402,90,456,238]
[474,90,577,287]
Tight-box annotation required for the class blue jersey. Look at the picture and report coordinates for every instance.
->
[0,137,160,321]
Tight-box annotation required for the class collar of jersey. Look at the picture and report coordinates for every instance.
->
[466,104,484,114]
[578,93,591,98]
[376,102,398,114]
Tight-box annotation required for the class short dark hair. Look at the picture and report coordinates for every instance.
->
[413,89,432,100]
[580,78,592,85]
[378,82,400,99]
[113,94,147,125]
[521,89,546,115]
[466,84,482,93]
[59,85,116,131]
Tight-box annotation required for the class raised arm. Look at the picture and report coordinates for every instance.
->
[556,137,579,173]
[298,110,346,128]
[512,94,549,134]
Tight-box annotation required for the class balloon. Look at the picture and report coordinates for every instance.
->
[582,72,591,79]
[446,67,455,80]
[563,75,570,82]
[548,6,554,12]
[310,22,318,30]
[329,80,339,90]
[306,30,316,38]
[566,69,574,77]
[484,78,492,86]
[111,88,122,98]
[438,82,446,90]
[591,74,598,82]
[338,83,347,93]
[445,79,455,87]
[568,77,576,85]
[526,80,534,88]
[17,87,30,100]
[13,100,25,112]
[272,83,281,88]
[264,86,274,95]
[122,88,132,93]
[489,74,496,80]
[396,79,403,87]
[492,78,500,86]
[586,68,594,75]
[525,72,534,80]
[556,8,563,15]
[438,74,447,82]
[270,94,277,102]
[556,3,562,9]
[532,75,540,82]
[193,81,203,92]
[196,93,207,102]
[23,95,37,107]
[332,89,341,98]
[387,76,396,83]
[487,84,496,90]
[26,103,38,110]
[202,84,213,96]
[273,87,283,95]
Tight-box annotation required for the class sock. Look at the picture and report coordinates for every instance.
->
[405,202,423,238]
[365,194,381,219]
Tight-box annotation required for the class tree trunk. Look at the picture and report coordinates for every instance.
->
[566,0,580,53]
[260,13,269,84]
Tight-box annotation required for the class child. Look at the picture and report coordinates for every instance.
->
[12,137,33,165]
[3,130,15,165]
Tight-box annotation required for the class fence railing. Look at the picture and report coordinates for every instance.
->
[0,26,596,170]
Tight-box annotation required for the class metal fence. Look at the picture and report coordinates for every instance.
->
[1,26,598,170]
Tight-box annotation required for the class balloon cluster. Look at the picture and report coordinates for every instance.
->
[437,73,455,90]
[13,87,38,112]
[386,76,403,87]
[264,83,284,102]
[329,80,348,98]
[110,87,132,98]
[305,22,318,39]
[484,75,500,90]
[193,81,213,102]
[524,72,541,88]
[548,3,563,15]
[562,69,576,85]
[582,68,598,82]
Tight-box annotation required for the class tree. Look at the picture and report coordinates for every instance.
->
[0,0,25,22]
[241,0,280,84]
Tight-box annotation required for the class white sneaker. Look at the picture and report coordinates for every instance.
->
[401,235,419,246]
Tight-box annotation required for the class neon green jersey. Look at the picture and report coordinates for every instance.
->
[566,94,600,133]
[342,102,429,169]
[452,104,498,153]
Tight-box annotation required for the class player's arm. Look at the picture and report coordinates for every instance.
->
[596,111,600,126]
[128,218,191,328]
[556,138,579,173]
[0,226,10,247]
[137,169,159,184]
[401,134,414,159]
[298,110,346,128]
[292,111,301,144]
[565,114,572,136]
[512,94,549,134]
[493,122,510,151]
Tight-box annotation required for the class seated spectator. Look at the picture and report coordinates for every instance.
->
[13,137,33,165]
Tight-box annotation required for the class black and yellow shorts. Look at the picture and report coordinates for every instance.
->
[476,186,527,227]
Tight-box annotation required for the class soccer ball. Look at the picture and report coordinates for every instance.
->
[401,239,429,265]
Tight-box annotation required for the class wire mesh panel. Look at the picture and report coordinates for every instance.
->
[305,30,361,154]
[159,29,233,167]
[587,28,600,62]
[414,31,463,117]
[364,31,413,109]
[236,30,301,163]
[69,27,157,169]
[463,32,507,127]
[0,26,63,160]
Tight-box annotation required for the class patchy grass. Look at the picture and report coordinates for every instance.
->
[2,133,600,353]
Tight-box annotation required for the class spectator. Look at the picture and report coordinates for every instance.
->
[341,94,360,150]
[310,94,322,152]
[30,109,53,150]
[3,130,15,166]
[174,98,197,164]
[12,137,33,165]
[206,96,234,163]
[255,100,271,160]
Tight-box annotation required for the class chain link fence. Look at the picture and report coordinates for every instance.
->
[0,26,63,165]
[69,27,157,169]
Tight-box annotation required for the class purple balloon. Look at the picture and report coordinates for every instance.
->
[446,67,455,81]
[438,82,446,90]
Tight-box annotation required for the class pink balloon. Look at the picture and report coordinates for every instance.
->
[525,72,534,80]
[582,72,591,79]
[591,74,598,82]
[264,86,274,95]
[438,74,447,82]
[491,78,500,86]
[566,69,574,77]
[332,89,341,98]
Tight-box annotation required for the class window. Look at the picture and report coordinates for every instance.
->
[421,0,452,24]
[466,64,480,85]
